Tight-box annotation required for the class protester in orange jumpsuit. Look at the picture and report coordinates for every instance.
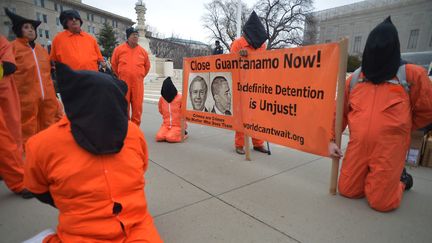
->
[0,35,32,198]
[5,9,59,146]
[111,27,150,126]
[231,11,269,155]
[50,10,105,71]
[156,77,187,143]
[329,17,432,212]
[24,63,162,242]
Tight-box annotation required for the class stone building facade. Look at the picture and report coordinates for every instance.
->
[304,0,432,56]
[1,0,134,48]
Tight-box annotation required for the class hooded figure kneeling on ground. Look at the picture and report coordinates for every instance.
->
[156,77,187,143]
[23,63,163,242]
[328,17,432,212]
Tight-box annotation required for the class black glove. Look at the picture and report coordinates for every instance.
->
[2,61,16,76]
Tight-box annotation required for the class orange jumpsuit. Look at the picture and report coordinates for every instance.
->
[156,94,185,143]
[111,42,150,126]
[13,38,59,145]
[230,36,265,148]
[0,36,24,193]
[50,30,103,71]
[24,117,162,242]
[338,64,432,212]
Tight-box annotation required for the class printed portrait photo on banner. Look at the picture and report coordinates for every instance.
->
[209,72,232,116]
[187,73,210,112]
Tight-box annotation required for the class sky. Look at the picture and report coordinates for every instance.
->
[83,0,364,43]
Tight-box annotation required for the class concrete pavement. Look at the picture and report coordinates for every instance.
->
[1,102,432,243]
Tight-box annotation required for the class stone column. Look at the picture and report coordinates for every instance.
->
[135,0,158,83]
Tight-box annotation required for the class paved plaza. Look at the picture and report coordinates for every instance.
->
[1,100,431,243]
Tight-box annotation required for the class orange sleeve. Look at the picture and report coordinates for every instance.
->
[0,36,16,64]
[93,36,103,61]
[230,39,241,53]
[24,139,50,194]
[50,35,59,62]
[158,97,163,115]
[407,64,432,130]
[143,49,150,77]
[111,46,119,75]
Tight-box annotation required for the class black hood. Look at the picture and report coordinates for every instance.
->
[126,27,139,39]
[60,10,83,30]
[362,16,401,84]
[5,8,41,39]
[56,63,129,155]
[242,11,267,49]
[161,77,178,103]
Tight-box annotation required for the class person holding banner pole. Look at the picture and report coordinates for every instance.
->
[231,11,269,155]
[328,17,432,212]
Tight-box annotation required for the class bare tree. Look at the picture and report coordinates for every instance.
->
[202,0,251,51]
[202,0,313,50]
[254,0,313,49]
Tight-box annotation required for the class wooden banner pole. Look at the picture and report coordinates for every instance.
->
[180,117,185,142]
[181,68,186,142]
[330,38,348,195]
[245,135,251,161]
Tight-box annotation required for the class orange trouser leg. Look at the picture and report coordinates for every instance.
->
[235,132,264,148]
[126,213,163,243]
[0,80,24,192]
[166,126,182,143]
[364,142,407,212]
[130,80,143,126]
[338,139,368,198]
[38,96,59,132]
[20,99,38,146]
[156,125,169,142]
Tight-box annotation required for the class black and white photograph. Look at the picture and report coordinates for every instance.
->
[187,73,210,112]
[209,72,232,116]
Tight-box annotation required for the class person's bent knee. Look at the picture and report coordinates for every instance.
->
[166,136,181,143]
[367,197,399,212]
[338,181,365,199]
[155,133,166,142]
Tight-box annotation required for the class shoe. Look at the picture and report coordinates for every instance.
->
[235,147,245,155]
[400,168,413,191]
[16,189,34,199]
[253,146,269,154]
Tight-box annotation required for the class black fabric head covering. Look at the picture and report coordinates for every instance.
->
[60,10,83,30]
[242,11,267,49]
[161,77,178,103]
[126,27,139,39]
[362,16,401,84]
[5,8,41,38]
[55,62,128,155]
